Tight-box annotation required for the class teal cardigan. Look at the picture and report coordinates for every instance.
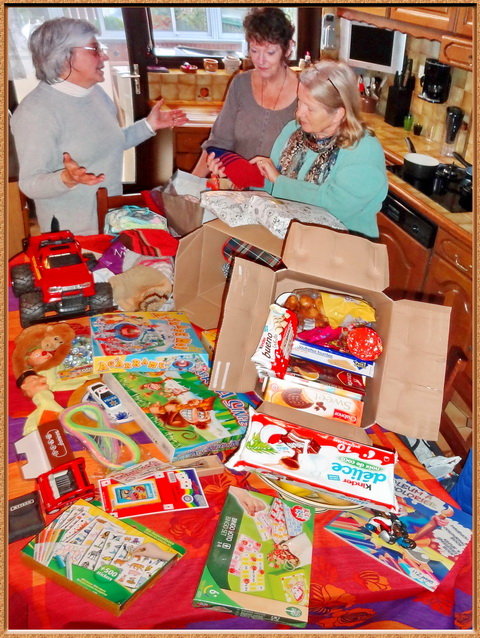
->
[262,120,388,238]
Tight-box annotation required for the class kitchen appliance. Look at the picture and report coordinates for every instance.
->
[339,18,406,74]
[419,59,452,104]
[387,163,471,213]
[442,106,464,156]
[403,137,439,180]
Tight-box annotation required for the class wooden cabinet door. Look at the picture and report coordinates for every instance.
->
[423,253,472,362]
[174,127,210,173]
[454,6,474,37]
[439,35,473,70]
[377,212,431,300]
[390,6,456,31]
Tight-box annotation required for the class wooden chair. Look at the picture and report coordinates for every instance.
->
[96,187,145,232]
[439,346,471,471]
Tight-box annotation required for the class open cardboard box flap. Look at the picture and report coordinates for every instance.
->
[282,222,390,292]
[174,219,283,330]
[210,222,450,444]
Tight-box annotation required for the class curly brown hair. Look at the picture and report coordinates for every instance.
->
[243,7,295,62]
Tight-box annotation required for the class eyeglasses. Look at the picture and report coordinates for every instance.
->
[72,44,105,57]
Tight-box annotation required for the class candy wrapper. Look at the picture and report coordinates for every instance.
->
[226,410,398,514]
[251,304,298,379]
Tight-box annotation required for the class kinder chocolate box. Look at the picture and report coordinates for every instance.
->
[226,411,398,514]
[194,486,315,627]
[209,222,451,445]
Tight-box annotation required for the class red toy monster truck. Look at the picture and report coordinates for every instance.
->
[11,231,114,328]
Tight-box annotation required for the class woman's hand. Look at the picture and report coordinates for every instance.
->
[250,156,280,183]
[230,486,266,516]
[62,152,105,188]
[131,543,173,561]
[206,151,226,178]
[146,99,188,131]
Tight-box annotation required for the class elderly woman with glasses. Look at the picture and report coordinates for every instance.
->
[11,17,187,235]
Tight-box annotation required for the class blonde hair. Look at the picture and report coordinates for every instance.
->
[299,59,370,148]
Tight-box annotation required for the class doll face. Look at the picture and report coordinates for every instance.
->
[26,349,53,368]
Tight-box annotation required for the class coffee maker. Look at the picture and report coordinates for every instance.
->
[419,58,452,103]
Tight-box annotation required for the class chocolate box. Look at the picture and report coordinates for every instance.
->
[209,222,451,444]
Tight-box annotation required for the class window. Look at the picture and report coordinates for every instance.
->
[149,7,298,58]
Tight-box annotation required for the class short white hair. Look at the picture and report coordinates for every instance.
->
[29,17,98,84]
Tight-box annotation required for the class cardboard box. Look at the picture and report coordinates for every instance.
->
[209,223,451,444]
[193,486,315,627]
[174,219,283,330]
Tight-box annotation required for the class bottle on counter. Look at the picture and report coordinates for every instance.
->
[304,51,311,67]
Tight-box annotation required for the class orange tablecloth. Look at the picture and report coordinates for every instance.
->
[7,239,472,631]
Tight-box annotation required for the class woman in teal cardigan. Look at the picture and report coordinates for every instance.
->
[208,60,388,239]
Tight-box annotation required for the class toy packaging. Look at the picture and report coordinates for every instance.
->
[326,477,472,591]
[89,311,209,374]
[99,467,208,518]
[103,368,248,461]
[21,499,186,615]
[226,410,398,514]
[194,486,315,627]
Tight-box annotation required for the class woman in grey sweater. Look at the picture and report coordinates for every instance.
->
[192,7,298,178]
[11,17,187,235]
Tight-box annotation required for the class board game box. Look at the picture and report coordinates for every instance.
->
[193,486,315,627]
[99,467,208,518]
[89,311,209,374]
[103,368,249,461]
[325,476,472,592]
[21,499,186,615]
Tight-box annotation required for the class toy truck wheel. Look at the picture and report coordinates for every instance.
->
[11,264,35,297]
[19,290,46,327]
[90,281,114,312]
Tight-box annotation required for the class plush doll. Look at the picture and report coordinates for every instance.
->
[12,323,76,379]
[13,322,99,435]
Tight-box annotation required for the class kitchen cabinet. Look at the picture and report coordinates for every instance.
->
[174,126,210,173]
[439,34,473,71]
[422,228,473,408]
[454,6,474,38]
[377,211,431,300]
[389,6,456,32]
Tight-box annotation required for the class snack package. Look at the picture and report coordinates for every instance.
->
[277,289,376,332]
[226,410,398,513]
[263,376,364,427]
[251,304,298,379]
[285,356,367,397]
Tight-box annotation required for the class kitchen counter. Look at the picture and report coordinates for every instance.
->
[362,113,473,241]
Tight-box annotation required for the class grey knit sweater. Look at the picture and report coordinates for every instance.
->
[11,82,154,235]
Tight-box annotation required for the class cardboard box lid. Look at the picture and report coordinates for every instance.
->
[282,222,390,293]
[174,219,283,330]
[375,299,451,440]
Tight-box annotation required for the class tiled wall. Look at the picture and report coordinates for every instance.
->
[377,38,473,160]
[148,69,231,104]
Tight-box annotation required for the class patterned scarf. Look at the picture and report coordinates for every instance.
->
[278,128,339,184]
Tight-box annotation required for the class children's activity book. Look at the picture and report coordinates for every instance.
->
[21,499,186,615]
[90,311,209,373]
[325,476,472,591]
[99,467,208,518]
[104,368,248,461]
